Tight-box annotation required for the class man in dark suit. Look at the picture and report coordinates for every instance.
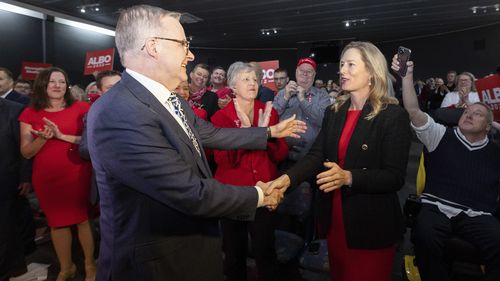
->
[87,5,304,281]
[0,67,30,105]
[0,98,33,279]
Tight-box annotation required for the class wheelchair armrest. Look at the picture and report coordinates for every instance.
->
[403,194,422,228]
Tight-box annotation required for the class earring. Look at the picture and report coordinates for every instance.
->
[368,81,372,86]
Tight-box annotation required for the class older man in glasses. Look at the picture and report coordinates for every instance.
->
[87,5,306,281]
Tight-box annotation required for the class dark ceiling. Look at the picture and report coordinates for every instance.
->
[15,0,500,48]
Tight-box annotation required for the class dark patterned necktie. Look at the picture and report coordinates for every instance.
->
[167,94,201,156]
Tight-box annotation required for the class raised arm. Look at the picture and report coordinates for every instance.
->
[390,55,427,127]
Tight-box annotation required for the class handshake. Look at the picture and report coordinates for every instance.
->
[256,174,292,210]
[256,161,353,210]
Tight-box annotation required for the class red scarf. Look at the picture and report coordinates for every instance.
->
[189,86,207,106]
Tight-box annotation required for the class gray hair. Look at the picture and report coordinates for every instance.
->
[115,5,181,65]
[227,61,254,88]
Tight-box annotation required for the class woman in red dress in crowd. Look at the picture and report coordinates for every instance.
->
[269,42,412,281]
[19,67,95,281]
[211,62,288,281]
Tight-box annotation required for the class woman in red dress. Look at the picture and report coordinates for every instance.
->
[19,67,95,281]
[211,62,288,281]
[269,42,412,281]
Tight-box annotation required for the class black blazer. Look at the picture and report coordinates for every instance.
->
[5,90,30,105]
[287,100,411,249]
[200,90,219,120]
[0,99,31,197]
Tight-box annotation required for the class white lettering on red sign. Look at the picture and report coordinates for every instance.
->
[88,55,112,67]
[481,87,500,104]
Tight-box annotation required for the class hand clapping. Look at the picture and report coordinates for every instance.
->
[233,98,252,128]
[257,101,273,128]
[31,125,54,140]
[43,117,63,139]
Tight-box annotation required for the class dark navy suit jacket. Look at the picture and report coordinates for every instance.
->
[4,90,30,105]
[88,72,269,281]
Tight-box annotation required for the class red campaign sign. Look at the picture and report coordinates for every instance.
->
[476,75,500,121]
[257,60,279,92]
[21,61,52,80]
[84,48,115,75]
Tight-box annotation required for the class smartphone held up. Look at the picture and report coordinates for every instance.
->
[396,46,411,77]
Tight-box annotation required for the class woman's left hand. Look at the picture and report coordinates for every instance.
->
[258,101,273,127]
[316,162,352,192]
[43,117,63,139]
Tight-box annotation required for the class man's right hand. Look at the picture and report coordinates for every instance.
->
[256,181,284,210]
[284,81,298,100]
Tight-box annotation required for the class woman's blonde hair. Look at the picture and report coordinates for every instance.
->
[333,41,399,120]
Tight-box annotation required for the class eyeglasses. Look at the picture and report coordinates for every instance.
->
[141,37,190,54]
[297,69,315,77]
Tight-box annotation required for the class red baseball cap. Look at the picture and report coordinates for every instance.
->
[297,57,317,70]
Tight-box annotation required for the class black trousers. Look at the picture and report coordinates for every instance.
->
[221,208,277,281]
[413,204,500,281]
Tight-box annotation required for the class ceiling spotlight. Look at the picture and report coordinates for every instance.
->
[472,7,477,13]
[260,27,279,36]
[496,5,500,11]
[483,8,487,13]
[345,21,350,27]
[310,53,316,58]
[412,12,418,16]
[77,3,100,14]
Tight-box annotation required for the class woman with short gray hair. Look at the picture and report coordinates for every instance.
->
[211,61,289,281]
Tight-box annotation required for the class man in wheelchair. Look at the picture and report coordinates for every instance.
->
[392,56,500,281]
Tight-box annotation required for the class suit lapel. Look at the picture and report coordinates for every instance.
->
[344,103,373,168]
[121,73,212,177]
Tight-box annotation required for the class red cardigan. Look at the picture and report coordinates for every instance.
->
[211,100,288,186]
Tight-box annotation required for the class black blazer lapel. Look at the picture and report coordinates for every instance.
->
[344,103,373,169]
[121,73,212,177]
